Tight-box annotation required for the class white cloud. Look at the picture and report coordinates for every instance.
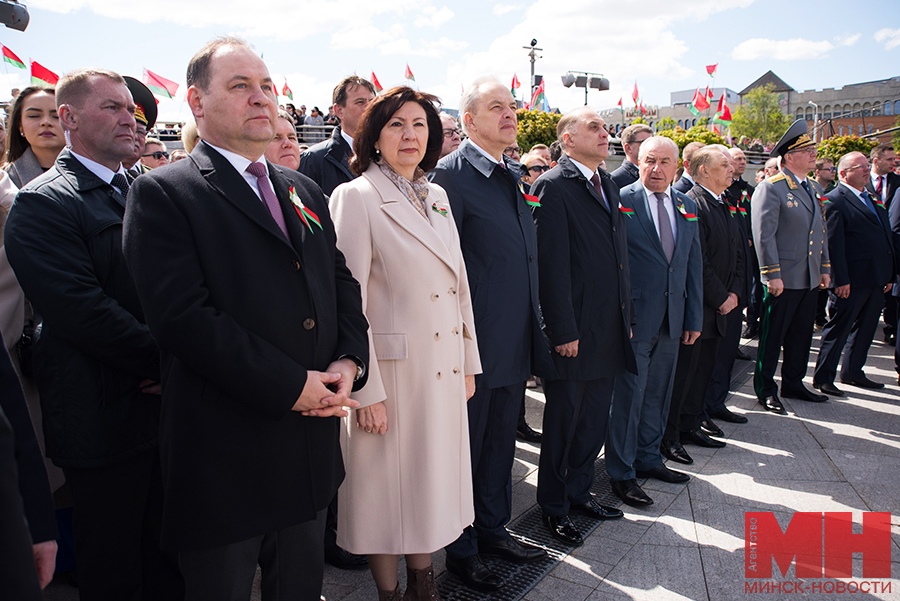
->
[835,33,861,47]
[493,3,518,16]
[731,38,835,60]
[874,28,900,50]
[414,6,454,28]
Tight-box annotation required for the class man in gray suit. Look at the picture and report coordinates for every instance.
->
[752,120,831,413]
[606,136,703,507]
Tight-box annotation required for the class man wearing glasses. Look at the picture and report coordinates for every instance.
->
[439,112,461,158]
[815,157,837,193]
[141,138,169,170]
[611,123,652,188]
[751,120,831,414]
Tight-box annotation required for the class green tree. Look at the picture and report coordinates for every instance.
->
[630,116,647,125]
[516,109,562,152]
[816,135,877,165]
[730,83,791,146]
[893,115,900,152]
[657,117,677,131]
[657,126,727,165]
[697,117,710,126]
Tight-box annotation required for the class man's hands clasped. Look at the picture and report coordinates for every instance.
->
[292,358,360,418]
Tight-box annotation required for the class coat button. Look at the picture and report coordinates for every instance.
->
[453,367,460,374]
[621,302,626,309]
[664,291,668,296]
[431,294,439,301]
[448,287,456,295]
[529,255,534,262]
[619,263,624,269]
[436,372,442,380]
[292,261,301,271]
[669,268,674,272]
[434,333,441,340]
[452,327,459,335]
[303,318,315,330]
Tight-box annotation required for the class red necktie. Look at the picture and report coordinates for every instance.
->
[590,173,608,210]
[247,162,288,238]
[875,175,884,201]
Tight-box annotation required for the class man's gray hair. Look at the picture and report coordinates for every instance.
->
[460,75,504,136]
[638,136,678,162]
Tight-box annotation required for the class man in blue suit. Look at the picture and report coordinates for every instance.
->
[813,152,897,394]
[606,137,703,507]
[429,77,556,592]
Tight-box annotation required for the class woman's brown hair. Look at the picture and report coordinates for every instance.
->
[6,86,55,165]
[350,86,443,176]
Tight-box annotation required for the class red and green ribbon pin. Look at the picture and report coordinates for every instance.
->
[289,186,323,234]
[618,203,635,218]
[432,202,449,217]
[676,201,698,221]
[518,182,541,208]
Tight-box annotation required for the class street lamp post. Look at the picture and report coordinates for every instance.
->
[808,100,819,142]
[561,71,610,106]
[523,39,543,99]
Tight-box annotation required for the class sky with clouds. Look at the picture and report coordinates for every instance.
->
[1,0,897,123]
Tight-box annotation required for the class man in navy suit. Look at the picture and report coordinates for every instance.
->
[813,152,897,394]
[532,108,629,545]
[610,123,651,188]
[672,142,704,195]
[429,77,555,592]
[606,136,703,507]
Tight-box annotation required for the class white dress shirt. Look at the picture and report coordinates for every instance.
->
[645,186,678,241]
[203,141,274,203]
[69,150,128,194]
[569,157,607,205]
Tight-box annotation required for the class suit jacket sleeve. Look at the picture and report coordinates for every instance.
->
[533,178,578,346]
[5,189,158,379]
[752,181,781,282]
[825,198,848,287]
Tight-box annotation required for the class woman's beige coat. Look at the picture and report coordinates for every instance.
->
[331,164,481,554]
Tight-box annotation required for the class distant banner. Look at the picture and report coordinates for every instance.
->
[625,106,658,119]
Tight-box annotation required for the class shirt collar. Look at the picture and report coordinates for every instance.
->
[698,183,723,202]
[69,149,125,185]
[681,173,694,184]
[340,129,354,150]
[203,141,266,177]
[569,157,597,181]
[844,182,866,198]
[460,138,502,179]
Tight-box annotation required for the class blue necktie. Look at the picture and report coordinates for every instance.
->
[860,190,878,216]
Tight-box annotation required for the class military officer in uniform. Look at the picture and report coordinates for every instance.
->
[751,120,831,414]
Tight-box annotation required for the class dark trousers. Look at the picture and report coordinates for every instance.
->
[883,293,897,337]
[754,288,817,399]
[814,286,885,384]
[606,327,680,481]
[179,509,326,601]
[537,377,614,517]
[665,337,720,438]
[703,309,744,418]
[64,449,183,601]
[816,289,830,324]
[746,253,763,327]
[446,382,524,559]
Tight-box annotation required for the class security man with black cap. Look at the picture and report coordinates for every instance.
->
[751,120,831,414]
[123,76,157,178]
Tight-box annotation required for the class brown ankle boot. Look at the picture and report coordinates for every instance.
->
[404,565,441,601]
[378,583,403,601]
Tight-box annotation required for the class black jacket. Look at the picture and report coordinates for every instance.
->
[4,149,161,469]
[825,183,895,288]
[296,125,355,197]
[610,159,639,189]
[726,177,756,307]
[687,184,745,339]
[532,154,636,380]
[123,143,369,551]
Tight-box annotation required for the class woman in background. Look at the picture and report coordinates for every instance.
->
[5,87,64,187]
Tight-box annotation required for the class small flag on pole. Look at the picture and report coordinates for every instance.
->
[2,46,25,69]
[370,72,383,93]
[706,63,718,77]
[713,93,732,126]
[404,64,415,82]
[31,61,59,87]
[689,87,710,117]
[282,80,293,101]
[531,79,545,112]
[632,81,639,105]
[143,69,179,99]
[511,73,520,96]
[617,96,623,113]
[705,85,713,101]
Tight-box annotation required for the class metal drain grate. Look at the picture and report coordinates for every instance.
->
[437,457,630,601]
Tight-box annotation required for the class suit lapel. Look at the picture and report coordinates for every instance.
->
[269,165,309,255]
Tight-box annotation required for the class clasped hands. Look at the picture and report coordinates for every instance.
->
[292,358,360,418]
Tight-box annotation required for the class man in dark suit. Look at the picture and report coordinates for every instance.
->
[662,146,744,462]
[5,68,183,601]
[297,75,376,197]
[672,141,704,195]
[429,77,555,592]
[866,144,900,344]
[123,38,369,601]
[533,107,628,545]
[813,152,897,394]
[606,136,702,507]
[610,123,651,188]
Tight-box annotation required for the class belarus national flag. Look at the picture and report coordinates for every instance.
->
[706,63,718,77]
[370,72,383,93]
[404,64,415,82]
[31,61,59,87]
[617,96,623,112]
[531,79,545,111]
[511,73,520,95]
[282,80,293,101]
[714,93,732,126]
[632,81,639,104]
[143,69,179,99]
[689,87,710,117]
[2,46,24,69]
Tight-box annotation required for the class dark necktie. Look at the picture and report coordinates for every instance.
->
[875,176,884,201]
[801,179,813,200]
[246,162,288,238]
[110,173,130,195]
[589,173,608,210]
[860,190,878,216]
[654,192,675,262]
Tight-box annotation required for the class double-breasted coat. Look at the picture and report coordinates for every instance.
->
[330,165,481,554]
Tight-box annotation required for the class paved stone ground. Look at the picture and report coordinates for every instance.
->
[42,328,900,600]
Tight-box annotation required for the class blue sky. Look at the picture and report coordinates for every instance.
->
[1,0,898,123]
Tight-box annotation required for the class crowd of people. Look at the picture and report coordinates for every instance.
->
[0,35,899,601]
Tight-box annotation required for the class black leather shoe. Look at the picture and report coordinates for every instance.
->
[758,395,787,414]
[700,419,724,438]
[813,381,845,397]
[611,479,654,507]
[660,438,693,464]
[709,407,748,424]
[324,545,369,570]
[884,332,896,345]
[543,514,583,546]
[570,498,623,520]
[516,421,542,443]
[480,537,546,563]
[781,385,828,403]
[445,555,503,592]
[741,325,758,339]
[735,348,753,361]
[681,428,726,448]
[636,463,690,484]
[840,375,885,390]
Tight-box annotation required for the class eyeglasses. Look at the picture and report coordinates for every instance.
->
[142,151,169,160]
[817,166,837,173]
[442,128,460,139]
[528,165,551,174]
[505,146,521,154]
[789,146,817,156]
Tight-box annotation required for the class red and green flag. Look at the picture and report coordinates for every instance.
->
[404,64,415,82]
[706,63,718,77]
[370,72,383,93]
[511,73,520,96]
[531,79,545,112]
[2,46,25,69]
[689,87,710,117]
[617,96,624,114]
[713,93,732,126]
[632,81,639,105]
[31,61,58,87]
[143,68,179,99]
[282,80,293,101]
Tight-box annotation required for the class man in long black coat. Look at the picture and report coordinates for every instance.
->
[123,39,368,601]
[534,107,630,546]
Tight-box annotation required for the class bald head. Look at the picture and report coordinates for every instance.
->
[557,107,609,171]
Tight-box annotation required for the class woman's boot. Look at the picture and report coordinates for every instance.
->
[404,565,441,601]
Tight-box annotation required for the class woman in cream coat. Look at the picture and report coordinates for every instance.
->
[331,87,481,601]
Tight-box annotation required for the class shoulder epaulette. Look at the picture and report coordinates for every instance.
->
[768,173,786,183]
